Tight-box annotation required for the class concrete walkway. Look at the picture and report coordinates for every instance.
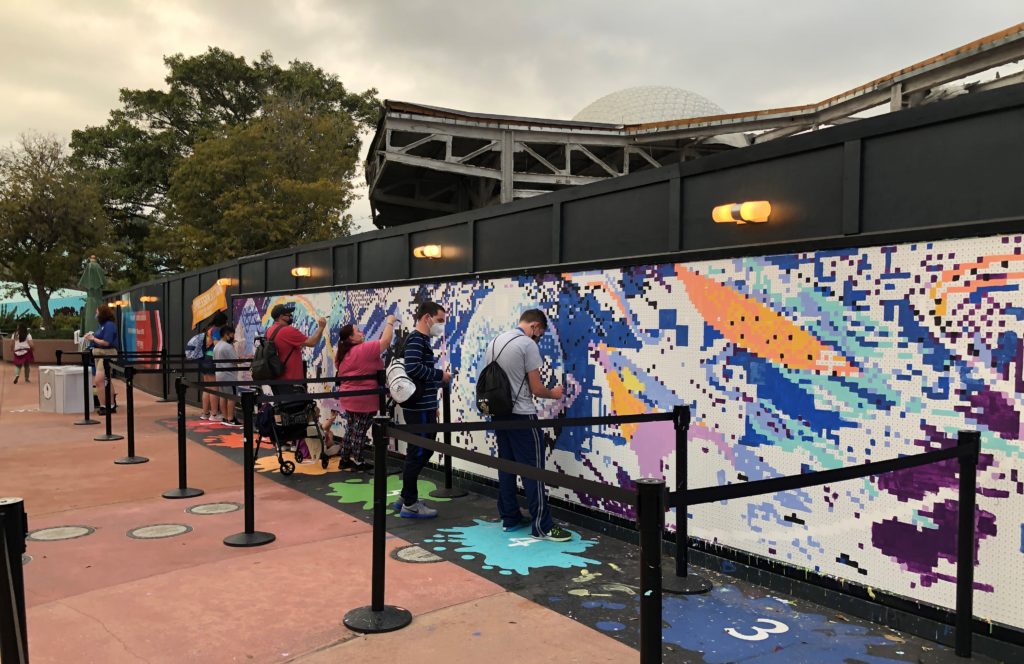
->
[0,361,636,663]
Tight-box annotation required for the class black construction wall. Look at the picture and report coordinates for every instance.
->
[117,83,1024,361]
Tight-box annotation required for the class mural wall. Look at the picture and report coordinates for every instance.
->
[233,233,1024,630]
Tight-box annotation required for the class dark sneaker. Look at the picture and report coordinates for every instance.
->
[390,499,404,512]
[399,501,438,519]
[533,526,572,542]
[354,461,374,472]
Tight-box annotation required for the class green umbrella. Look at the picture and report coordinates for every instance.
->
[78,255,106,335]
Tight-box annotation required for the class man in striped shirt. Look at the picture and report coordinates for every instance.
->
[394,301,451,518]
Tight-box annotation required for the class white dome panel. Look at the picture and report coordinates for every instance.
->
[574,86,725,125]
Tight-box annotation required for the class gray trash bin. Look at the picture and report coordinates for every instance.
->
[38,365,86,414]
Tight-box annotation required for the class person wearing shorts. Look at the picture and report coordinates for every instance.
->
[213,323,242,427]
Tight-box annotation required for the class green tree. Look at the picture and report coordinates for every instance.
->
[0,133,109,327]
[70,47,379,281]
[162,96,360,269]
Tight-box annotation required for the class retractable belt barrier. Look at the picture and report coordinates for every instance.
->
[397,411,674,433]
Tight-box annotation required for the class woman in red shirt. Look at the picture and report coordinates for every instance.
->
[335,314,395,471]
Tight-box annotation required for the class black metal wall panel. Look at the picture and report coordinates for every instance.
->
[681,147,844,250]
[218,265,239,317]
[861,108,1024,232]
[359,235,409,283]
[411,224,471,278]
[239,260,265,295]
[561,183,670,262]
[182,275,200,333]
[296,248,332,288]
[199,270,216,293]
[267,255,296,292]
[334,245,356,284]
[475,208,553,271]
[167,279,183,354]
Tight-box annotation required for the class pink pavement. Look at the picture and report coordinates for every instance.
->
[0,361,636,663]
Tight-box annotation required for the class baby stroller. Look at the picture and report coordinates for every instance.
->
[255,398,338,475]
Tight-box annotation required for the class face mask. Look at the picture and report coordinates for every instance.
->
[429,320,445,337]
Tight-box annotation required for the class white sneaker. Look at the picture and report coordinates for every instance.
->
[210,414,224,422]
[324,444,341,456]
[399,501,438,519]
[200,412,210,420]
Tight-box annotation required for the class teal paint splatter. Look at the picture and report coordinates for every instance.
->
[437,519,599,576]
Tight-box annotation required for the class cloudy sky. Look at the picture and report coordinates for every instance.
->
[1,1,1020,231]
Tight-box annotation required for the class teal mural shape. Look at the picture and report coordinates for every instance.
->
[326,477,451,513]
[437,518,600,575]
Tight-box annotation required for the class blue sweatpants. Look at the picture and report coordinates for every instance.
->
[400,409,436,506]
[496,414,553,536]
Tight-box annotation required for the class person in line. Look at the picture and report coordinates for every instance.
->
[264,303,327,459]
[485,309,569,541]
[335,313,396,471]
[264,303,327,393]
[392,301,450,519]
[11,323,34,384]
[213,323,242,426]
[199,312,227,420]
[84,304,119,415]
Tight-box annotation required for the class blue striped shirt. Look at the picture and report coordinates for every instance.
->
[402,330,442,411]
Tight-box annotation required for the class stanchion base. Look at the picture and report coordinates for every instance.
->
[223,531,276,547]
[94,433,125,441]
[662,568,713,595]
[430,487,468,498]
[115,456,149,465]
[74,419,101,426]
[162,487,205,499]
[344,605,413,633]
[155,397,174,403]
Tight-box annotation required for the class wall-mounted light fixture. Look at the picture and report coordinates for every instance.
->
[110,300,128,307]
[712,201,772,224]
[216,278,237,287]
[291,266,312,277]
[139,295,158,303]
[413,244,443,259]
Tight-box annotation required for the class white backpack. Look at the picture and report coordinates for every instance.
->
[384,329,417,404]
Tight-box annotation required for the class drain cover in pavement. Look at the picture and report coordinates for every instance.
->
[127,524,193,540]
[186,502,241,515]
[28,526,95,541]
[391,545,444,564]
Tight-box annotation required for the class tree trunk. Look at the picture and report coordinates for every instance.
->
[21,282,53,327]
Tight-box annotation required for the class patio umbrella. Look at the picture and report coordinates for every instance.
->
[77,255,106,335]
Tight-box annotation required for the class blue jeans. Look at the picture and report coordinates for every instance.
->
[400,409,436,506]
[496,414,552,536]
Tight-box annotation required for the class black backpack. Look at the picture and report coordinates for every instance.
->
[251,324,292,380]
[476,335,526,417]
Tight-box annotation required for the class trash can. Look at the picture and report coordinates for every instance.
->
[38,365,86,414]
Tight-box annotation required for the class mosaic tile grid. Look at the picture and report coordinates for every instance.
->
[232,233,1024,629]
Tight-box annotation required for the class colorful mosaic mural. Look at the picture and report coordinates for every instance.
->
[233,233,1024,630]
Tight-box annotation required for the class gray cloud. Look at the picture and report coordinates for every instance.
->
[1,1,1021,231]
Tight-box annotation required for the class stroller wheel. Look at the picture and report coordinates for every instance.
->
[294,448,304,462]
[281,460,295,476]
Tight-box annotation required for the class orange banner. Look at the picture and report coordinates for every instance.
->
[191,282,227,329]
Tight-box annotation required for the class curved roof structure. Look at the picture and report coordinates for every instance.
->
[573,86,726,125]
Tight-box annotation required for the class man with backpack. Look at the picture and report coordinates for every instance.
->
[481,309,568,541]
[262,303,327,393]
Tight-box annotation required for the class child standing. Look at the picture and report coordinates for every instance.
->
[11,324,34,384]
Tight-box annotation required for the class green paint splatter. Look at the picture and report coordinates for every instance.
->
[326,476,451,514]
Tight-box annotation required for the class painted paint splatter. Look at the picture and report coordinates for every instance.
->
[326,477,451,513]
[437,519,599,575]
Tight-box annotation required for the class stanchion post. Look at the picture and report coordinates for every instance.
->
[74,350,99,426]
[637,478,664,664]
[156,348,172,402]
[664,405,711,594]
[224,390,275,547]
[55,349,63,366]
[430,382,466,498]
[162,377,204,499]
[0,497,29,664]
[94,357,124,442]
[115,366,148,465]
[378,369,402,476]
[955,430,979,658]
[344,415,412,633]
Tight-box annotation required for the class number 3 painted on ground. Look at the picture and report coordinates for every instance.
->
[724,618,790,641]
